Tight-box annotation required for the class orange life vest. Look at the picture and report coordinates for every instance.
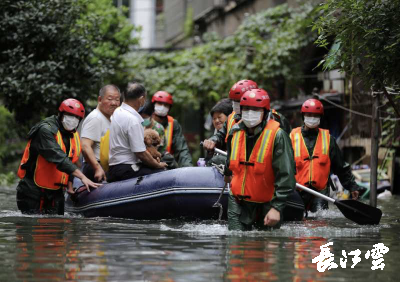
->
[290,127,331,191]
[225,112,239,143]
[17,131,81,190]
[229,120,280,203]
[164,115,174,154]
[271,109,279,119]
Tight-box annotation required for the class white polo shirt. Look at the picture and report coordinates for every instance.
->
[109,102,146,166]
[81,108,110,161]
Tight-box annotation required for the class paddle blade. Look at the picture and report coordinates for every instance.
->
[335,200,382,225]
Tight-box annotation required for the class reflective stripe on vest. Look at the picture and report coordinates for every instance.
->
[165,115,174,154]
[229,119,280,203]
[17,130,81,190]
[225,112,238,143]
[290,127,331,191]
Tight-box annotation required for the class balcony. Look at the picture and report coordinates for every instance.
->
[192,0,225,21]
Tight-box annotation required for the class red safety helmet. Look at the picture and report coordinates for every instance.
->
[240,88,270,110]
[58,98,85,119]
[301,99,324,115]
[152,91,173,105]
[228,80,258,101]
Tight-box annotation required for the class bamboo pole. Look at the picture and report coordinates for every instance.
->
[370,92,380,207]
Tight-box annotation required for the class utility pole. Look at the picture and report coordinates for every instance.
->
[370,91,380,207]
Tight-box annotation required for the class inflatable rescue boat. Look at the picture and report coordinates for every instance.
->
[65,167,304,221]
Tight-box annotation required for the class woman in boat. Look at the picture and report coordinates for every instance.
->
[205,98,232,167]
[203,80,258,152]
[203,79,292,152]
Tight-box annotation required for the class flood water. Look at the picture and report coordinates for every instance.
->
[1,183,399,282]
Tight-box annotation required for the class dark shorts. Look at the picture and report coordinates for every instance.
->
[107,163,164,183]
[82,161,101,182]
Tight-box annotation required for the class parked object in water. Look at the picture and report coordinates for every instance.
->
[378,190,393,200]
[352,167,391,200]
[66,167,304,221]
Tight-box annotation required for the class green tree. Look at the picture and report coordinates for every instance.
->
[314,0,400,90]
[84,0,140,88]
[128,2,319,145]
[130,3,318,106]
[314,0,400,203]
[0,106,22,173]
[0,0,137,124]
[314,0,400,144]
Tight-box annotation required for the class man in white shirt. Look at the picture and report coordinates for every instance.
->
[107,83,167,182]
[81,85,121,182]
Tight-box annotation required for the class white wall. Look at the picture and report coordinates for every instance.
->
[130,0,156,48]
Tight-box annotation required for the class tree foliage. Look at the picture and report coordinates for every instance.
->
[314,0,400,145]
[0,106,22,172]
[314,0,400,89]
[0,0,137,124]
[83,0,140,87]
[129,3,319,114]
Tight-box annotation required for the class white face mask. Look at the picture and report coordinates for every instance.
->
[62,115,80,131]
[138,103,145,113]
[232,101,241,115]
[154,104,169,117]
[304,116,320,128]
[241,110,263,128]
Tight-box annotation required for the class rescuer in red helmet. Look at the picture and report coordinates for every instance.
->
[16,98,101,215]
[224,89,296,231]
[290,98,362,213]
[203,80,257,151]
[203,79,291,153]
[151,91,192,167]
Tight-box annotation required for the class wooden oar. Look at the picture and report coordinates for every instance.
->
[296,183,382,225]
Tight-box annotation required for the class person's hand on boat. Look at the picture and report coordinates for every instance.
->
[66,181,75,195]
[72,169,102,192]
[94,165,107,182]
[224,175,232,183]
[264,207,280,226]
[351,190,359,200]
[203,139,216,151]
[157,162,168,170]
[81,175,102,192]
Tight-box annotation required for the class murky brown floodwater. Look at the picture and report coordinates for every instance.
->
[1,182,399,281]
